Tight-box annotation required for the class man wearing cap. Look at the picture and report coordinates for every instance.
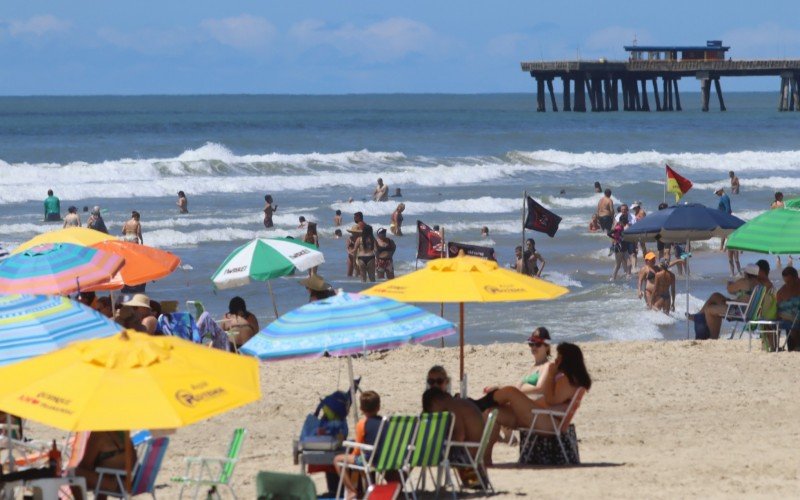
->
[692,260,772,339]
[375,228,396,280]
[716,188,732,214]
[637,252,659,306]
[300,274,335,302]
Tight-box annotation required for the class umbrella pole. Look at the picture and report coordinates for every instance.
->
[686,238,690,339]
[440,303,445,348]
[5,412,15,472]
[125,430,132,493]
[459,302,465,385]
[267,281,279,318]
[347,357,359,430]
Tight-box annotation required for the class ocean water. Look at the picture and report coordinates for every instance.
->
[1,93,798,345]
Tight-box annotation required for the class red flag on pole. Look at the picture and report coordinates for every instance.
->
[666,164,693,201]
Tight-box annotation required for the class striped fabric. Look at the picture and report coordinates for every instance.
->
[132,437,169,495]
[374,415,418,473]
[0,243,123,295]
[0,294,120,366]
[220,428,246,483]
[727,198,800,254]
[212,238,324,289]
[410,412,451,467]
[241,293,456,360]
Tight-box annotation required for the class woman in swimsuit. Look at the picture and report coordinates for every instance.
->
[121,211,143,244]
[218,296,260,350]
[75,431,136,498]
[390,203,405,236]
[63,206,81,228]
[482,328,552,399]
[355,225,377,283]
[177,191,188,213]
[472,342,592,466]
[303,222,319,275]
[263,194,277,229]
[637,252,659,307]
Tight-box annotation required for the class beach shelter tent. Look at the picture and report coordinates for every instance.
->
[362,255,569,385]
[241,292,456,426]
[12,227,115,255]
[726,198,800,254]
[0,330,260,490]
[211,237,325,316]
[622,202,745,337]
[0,243,124,295]
[85,240,181,291]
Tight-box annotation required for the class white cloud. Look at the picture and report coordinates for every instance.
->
[8,15,70,37]
[723,24,800,58]
[289,17,445,63]
[200,14,276,50]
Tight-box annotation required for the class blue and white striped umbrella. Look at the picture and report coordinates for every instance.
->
[241,293,456,360]
[0,294,121,366]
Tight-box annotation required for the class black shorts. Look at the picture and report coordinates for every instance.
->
[599,216,613,232]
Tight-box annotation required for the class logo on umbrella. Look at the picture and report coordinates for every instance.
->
[289,249,310,259]
[19,392,74,415]
[175,382,227,407]
[484,285,526,294]
[224,266,248,275]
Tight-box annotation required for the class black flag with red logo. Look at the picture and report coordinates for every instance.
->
[524,196,562,237]
[447,241,494,260]
[416,220,443,260]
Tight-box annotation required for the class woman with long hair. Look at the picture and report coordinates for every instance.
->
[355,225,377,282]
[219,296,260,350]
[303,221,319,275]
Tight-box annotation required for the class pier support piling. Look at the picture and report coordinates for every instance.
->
[701,78,711,112]
[640,79,650,111]
[652,78,662,111]
[586,79,596,111]
[574,76,586,112]
[546,79,558,112]
[562,77,571,111]
[791,75,799,111]
[713,78,724,111]
[536,77,546,112]
[673,79,682,111]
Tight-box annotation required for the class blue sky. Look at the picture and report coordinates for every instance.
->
[1,0,798,94]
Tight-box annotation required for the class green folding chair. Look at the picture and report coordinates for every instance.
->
[172,428,246,499]
[337,415,419,500]
[405,412,455,499]
[447,409,496,495]
[256,471,316,500]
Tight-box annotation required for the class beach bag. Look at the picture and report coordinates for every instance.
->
[518,425,580,466]
[693,314,710,340]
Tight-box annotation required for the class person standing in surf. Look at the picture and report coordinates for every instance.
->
[87,206,108,234]
[373,178,389,202]
[63,206,81,228]
[122,211,143,244]
[390,203,405,236]
[303,222,319,276]
[597,188,614,233]
[43,189,61,222]
[263,194,277,229]
[177,191,188,213]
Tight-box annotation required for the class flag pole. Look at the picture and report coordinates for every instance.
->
[521,191,527,274]
[664,165,667,205]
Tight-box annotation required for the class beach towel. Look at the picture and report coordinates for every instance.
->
[157,312,202,344]
[196,311,230,350]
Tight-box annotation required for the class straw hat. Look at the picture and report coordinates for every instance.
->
[346,224,362,234]
[299,275,333,292]
[122,293,151,309]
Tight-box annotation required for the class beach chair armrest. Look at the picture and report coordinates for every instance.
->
[341,440,375,454]
[95,466,126,475]
[185,456,234,464]
[530,409,567,418]
[447,440,479,449]
[95,467,127,497]
[724,301,748,319]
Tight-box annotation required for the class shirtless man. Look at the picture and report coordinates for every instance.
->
[650,261,676,314]
[596,188,614,232]
[422,388,485,461]
[373,178,389,202]
[637,252,659,306]
[729,171,740,194]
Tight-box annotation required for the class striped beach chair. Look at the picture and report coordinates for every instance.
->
[337,415,419,500]
[448,409,496,495]
[405,412,455,498]
[172,428,246,499]
[95,436,170,499]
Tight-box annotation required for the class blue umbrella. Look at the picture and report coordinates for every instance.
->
[622,203,745,338]
[0,294,121,366]
[622,203,745,243]
[241,293,456,426]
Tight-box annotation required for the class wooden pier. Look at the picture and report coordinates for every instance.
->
[521,59,800,112]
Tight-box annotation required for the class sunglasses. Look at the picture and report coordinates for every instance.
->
[427,378,446,386]
[528,341,547,348]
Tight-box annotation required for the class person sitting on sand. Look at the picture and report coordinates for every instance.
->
[121,211,143,244]
[637,252,659,306]
[426,365,452,394]
[74,431,137,499]
[650,260,676,314]
[390,203,405,236]
[470,342,591,466]
[63,206,81,228]
[218,296,260,349]
[120,294,157,334]
[691,260,772,339]
[334,390,383,499]
[300,274,336,302]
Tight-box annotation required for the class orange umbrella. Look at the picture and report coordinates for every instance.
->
[84,241,180,291]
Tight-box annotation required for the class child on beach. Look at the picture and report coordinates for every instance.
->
[334,391,382,499]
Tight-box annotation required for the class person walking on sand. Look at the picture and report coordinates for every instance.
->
[729,171,740,194]
[390,203,405,236]
[122,211,143,244]
[373,178,389,202]
[177,191,188,213]
[263,195,277,229]
[86,206,108,234]
[597,188,614,232]
[375,228,396,280]
[63,206,81,228]
[43,189,61,222]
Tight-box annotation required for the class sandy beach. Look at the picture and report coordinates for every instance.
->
[28,337,799,498]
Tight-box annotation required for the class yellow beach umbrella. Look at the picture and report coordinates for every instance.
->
[12,227,116,255]
[363,255,569,380]
[0,330,261,431]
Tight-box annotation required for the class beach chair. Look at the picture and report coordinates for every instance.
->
[725,285,765,339]
[447,409,496,495]
[255,470,316,500]
[405,412,455,498]
[186,300,205,320]
[94,436,170,499]
[743,289,782,351]
[337,415,419,500]
[172,428,246,499]
[521,387,586,465]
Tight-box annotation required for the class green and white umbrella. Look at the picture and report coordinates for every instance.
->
[726,198,800,255]
[211,237,324,290]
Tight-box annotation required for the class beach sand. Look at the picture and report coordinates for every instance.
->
[29,339,800,498]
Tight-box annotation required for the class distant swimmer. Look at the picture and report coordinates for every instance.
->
[263,194,277,229]
[594,181,602,193]
[334,209,342,227]
[729,171,740,195]
[333,229,342,239]
[373,178,389,202]
[481,226,489,238]
[87,206,108,234]
[43,189,61,222]
[177,191,188,213]
[771,192,784,210]
[122,210,143,244]
[63,206,81,228]
[390,187,402,198]
[596,188,614,232]
[298,216,307,229]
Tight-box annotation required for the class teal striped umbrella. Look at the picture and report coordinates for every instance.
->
[211,238,324,289]
[0,294,120,366]
[726,198,800,254]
